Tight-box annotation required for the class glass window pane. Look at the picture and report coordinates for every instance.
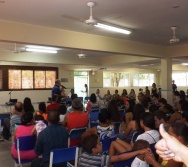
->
[22,70,33,89]
[46,71,56,88]
[9,69,21,89]
[0,70,2,89]
[34,71,45,88]
[172,73,186,86]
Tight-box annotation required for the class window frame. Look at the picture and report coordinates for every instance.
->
[0,65,58,91]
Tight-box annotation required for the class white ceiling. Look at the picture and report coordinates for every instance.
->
[0,0,188,70]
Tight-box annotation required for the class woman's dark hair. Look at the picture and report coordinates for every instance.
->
[39,102,46,114]
[58,105,67,115]
[154,110,167,122]
[179,99,188,112]
[179,90,186,100]
[174,91,180,96]
[90,93,97,103]
[21,112,33,125]
[140,112,155,130]
[108,100,121,122]
[158,98,167,105]
[34,114,44,121]
[82,134,98,154]
[23,97,34,113]
[126,99,135,113]
[149,104,159,113]
[133,103,145,132]
[122,89,128,96]
[171,122,188,144]
[98,108,111,123]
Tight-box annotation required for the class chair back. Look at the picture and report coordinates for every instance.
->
[49,146,79,167]
[113,150,135,167]
[101,135,117,153]
[68,127,87,147]
[0,113,10,127]
[89,111,99,128]
[90,106,100,112]
[77,97,83,103]
[15,135,36,165]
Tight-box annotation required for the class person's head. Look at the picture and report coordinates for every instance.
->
[55,79,61,86]
[23,97,34,112]
[126,99,135,113]
[96,89,100,94]
[152,93,159,100]
[21,112,33,125]
[145,86,149,90]
[154,110,167,128]
[115,89,118,94]
[58,105,67,115]
[71,93,78,100]
[15,102,23,112]
[70,89,74,95]
[137,92,144,101]
[169,122,188,145]
[178,99,188,112]
[122,89,127,95]
[23,97,32,105]
[172,80,175,84]
[149,104,159,113]
[173,91,180,96]
[90,93,97,103]
[82,134,102,154]
[98,108,111,124]
[140,112,155,130]
[152,83,156,88]
[72,98,83,111]
[132,139,150,151]
[47,110,59,124]
[84,84,88,88]
[38,102,46,114]
[52,95,58,102]
[158,98,167,107]
[179,90,186,100]
[34,114,44,121]
[130,89,135,94]
[107,90,110,95]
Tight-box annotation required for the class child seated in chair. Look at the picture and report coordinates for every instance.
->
[131,139,150,167]
[79,134,150,167]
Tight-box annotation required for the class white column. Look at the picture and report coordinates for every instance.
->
[161,58,173,105]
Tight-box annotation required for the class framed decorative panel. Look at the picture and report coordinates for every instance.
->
[9,69,21,89]
[34,71,45,88]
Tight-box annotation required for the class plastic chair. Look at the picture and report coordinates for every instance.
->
[49,146,79,167]
[68,127,87,147]
[90,106,100,112]
[113,150,135,167]
[89,111,99,128]
[13,135,36,167]
[101,135,117,153]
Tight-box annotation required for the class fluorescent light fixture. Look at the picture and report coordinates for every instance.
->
[94,23,132,35]
[26,48,57,53]
[26,45,60,51]
[182,63,188,66]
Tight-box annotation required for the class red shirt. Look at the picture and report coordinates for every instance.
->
[46,103,60,112]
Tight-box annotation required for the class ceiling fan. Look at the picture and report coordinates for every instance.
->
[61,2,131,35]
[169,26,180,43]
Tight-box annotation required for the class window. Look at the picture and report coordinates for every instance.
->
[133,73,154,86]
[0,66,58,90]
[172,72,187,86]
[103,72,130,87]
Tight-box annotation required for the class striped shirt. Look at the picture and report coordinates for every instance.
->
[79,152,110,167]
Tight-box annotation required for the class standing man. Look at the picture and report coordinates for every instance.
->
[31,110,69,167]
[172,80,177,92]
[52,79,61,103]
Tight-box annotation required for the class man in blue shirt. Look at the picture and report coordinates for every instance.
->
[31,110,69,167]
[51,79,61,103]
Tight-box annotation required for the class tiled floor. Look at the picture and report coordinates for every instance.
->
[0,139,31,167]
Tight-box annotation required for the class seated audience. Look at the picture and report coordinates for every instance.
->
[128,89,136,100]
[67,93,78,113]
[95,88,103,102]
[121,89,128,98]
[23,97,35,113]
[103,90,112,102]
[79,134,150,167]
[46,95,60,112]
[112,89,121,100]
[11,112,37,160]
[31,110,69,167]
[62,98,88,146]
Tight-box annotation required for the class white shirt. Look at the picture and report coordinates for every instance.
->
[136,130,160,144]
[131,157,149,167]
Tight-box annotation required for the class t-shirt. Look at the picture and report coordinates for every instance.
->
[96,125,114,140]
[131,157,149,167]
[46,103,60,112]
[136,130,160,144]
[79,152,110,167]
